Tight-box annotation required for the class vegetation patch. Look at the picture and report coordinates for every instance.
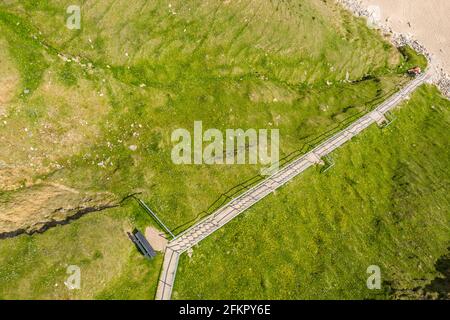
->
[0,202,161,299]
[0,0,446,300]
[173,86,450,299]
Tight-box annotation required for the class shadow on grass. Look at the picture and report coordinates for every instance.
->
[423,247,450,299]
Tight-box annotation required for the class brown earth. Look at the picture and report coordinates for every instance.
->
[0,183,120,237]
[145,226,168,252]
[0,39,19,115]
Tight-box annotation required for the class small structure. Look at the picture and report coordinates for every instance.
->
[135,198,175,239]
[130,229,157,260]
[306,152,324,165]
[320,154,335,173]
[407,66,422,76]
[369,110,388,126]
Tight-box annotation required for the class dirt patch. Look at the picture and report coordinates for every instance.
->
[0,39,20,115]
[0,183,120,236]
[0,162,35,191]
[0,75,19,105]
[145,226,168,252]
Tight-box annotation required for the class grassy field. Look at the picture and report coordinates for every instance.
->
[0,201,162,300]
[0,0,422,233]
[173,85,450,299]
[0,0,441,300]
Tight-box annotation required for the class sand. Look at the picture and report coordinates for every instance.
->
[145,226,168,252]
[360,0,450,73]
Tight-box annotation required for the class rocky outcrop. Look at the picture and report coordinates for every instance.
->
[0,183,121,238]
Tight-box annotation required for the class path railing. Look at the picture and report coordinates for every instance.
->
[154,71,432,300]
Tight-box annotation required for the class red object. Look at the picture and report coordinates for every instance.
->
[408,66,422,75]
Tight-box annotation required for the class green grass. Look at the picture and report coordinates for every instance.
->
[0,0,442,300]
[397,45,428,73]
[0,10,49,94]
[0,202,162,300]
[173,86,450,299]
[0,0,417,231]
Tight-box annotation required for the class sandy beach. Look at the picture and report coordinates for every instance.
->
[360,0,450,73]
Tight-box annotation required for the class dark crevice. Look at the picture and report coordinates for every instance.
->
[0,192,140,240]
